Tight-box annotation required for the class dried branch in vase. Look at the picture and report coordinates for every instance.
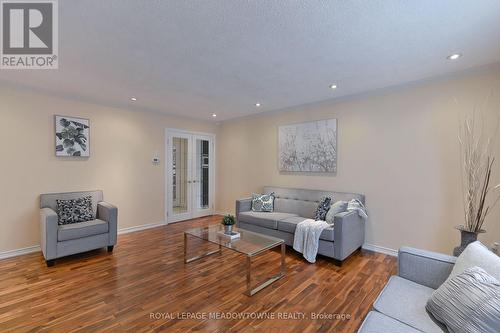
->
[459,114,500,233]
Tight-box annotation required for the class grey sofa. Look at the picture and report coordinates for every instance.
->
[40,190,118,266]
[236,186,365,265]
[358,247,457,332]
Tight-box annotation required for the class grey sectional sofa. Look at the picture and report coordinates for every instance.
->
[358,247,457,333]
[40,190,118,266]
[236,186,365,265]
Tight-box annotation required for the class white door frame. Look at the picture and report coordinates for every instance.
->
[165,128,216,223]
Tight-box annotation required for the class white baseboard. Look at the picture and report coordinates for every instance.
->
[0,245,41,260]
[117,221,167,235]
[362,243,398,257]
[214,212,230,216]
[0,221,167,260]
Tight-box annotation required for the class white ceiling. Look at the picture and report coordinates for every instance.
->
[2,0,500,121]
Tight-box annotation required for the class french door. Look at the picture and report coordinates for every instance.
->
[166,129,215,223]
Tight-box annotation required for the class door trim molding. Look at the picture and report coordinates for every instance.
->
[164,128,216,223]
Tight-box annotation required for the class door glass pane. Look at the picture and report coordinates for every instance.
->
[172,137,188,214]
[196,139,210,209]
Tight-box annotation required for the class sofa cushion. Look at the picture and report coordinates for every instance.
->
[426,267,500,333]
[278,217,335,241]
[313,196,332,221]
[325,200,348,224]
[251,193,275,212]
[263,186,365,218]
[58,219,109,241]
[238,211,297,230]
[273,198,318,219]
[358,311,422,333]
[373,276,447,333]
[447,241,500,282]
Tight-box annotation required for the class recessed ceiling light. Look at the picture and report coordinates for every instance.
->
[329,84,338,90]
[447,53,462,60]
[255,103,261,107]
[130,97,137,101]
[212,113,217,118]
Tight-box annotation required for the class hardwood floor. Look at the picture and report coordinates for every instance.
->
[0,216,396,333]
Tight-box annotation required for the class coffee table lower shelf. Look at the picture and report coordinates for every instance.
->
[184,232,286,296]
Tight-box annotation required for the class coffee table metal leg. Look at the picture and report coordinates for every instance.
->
[184,233,187,263]
[281,243,286,275]
[246,256,252,295]
[245,243,286,296]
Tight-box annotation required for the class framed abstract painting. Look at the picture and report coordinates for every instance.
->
[279,119,337,173]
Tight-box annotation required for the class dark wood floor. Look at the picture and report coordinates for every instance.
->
[0,216,396,333]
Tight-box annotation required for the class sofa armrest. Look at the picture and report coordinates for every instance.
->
[333,211,365,260]
[40,208,58,260]
[398,247,456,289]
[97,202,118,245]
[236,197,252,224]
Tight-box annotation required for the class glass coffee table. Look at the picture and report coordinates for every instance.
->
[184,225,286,296]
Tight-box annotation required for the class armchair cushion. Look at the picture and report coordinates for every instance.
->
[58,219,109,241]
[56,196,94,225]
[41,190,103,217]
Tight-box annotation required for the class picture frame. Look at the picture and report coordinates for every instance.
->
[278,119,337,173]
[55,115,90,157]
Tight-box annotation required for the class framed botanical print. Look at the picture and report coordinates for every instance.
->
[55,115,90,157]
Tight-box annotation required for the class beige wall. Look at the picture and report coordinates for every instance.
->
[216,67,500,254]
[0,86,218,253]
[2,67,499,256]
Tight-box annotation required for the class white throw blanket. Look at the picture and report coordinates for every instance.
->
[293,219,330,263]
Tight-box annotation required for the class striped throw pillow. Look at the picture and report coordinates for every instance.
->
[426,266,500,333]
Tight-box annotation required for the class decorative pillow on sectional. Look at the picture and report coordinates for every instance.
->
[314,196,332,221]
[251,192,275,212]
[347,199,368,219]
[56,196,94,225]
[325,200,348,224]
[447,241,500,282]
[426,266,500,333]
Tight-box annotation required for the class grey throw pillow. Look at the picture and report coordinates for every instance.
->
[314,196,332,221]
[325,201,348,224]
[426,266,500,333]
[447,241,500,282]
[56,196,94,225]
[251,192,275,212]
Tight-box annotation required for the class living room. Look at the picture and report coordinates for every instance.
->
[0,1,499,332]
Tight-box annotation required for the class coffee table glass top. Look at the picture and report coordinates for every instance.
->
[184,225,284,256]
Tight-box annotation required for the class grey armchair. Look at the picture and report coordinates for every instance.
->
[40,190,117,266]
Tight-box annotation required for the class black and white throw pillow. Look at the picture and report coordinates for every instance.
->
[314,196,332,221]
[56,196,94,225]
[252,192,275,212]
